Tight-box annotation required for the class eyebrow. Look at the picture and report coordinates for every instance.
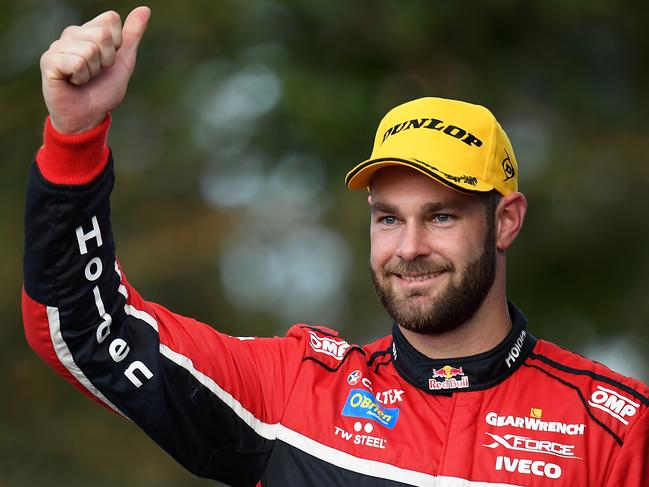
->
[371,200,466,215]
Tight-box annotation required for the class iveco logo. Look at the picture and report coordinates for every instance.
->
[495,456,562,479]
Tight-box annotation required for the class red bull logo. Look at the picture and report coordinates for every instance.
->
[429,365,469,390]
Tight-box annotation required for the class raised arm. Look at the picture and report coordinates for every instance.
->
[23,8,306,484]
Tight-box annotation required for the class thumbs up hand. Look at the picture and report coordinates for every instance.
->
[40,7,151,134]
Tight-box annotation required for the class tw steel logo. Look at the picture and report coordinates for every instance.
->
[308,331,350,360]
[483,432,580,459]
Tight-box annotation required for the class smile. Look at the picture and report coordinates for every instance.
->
[393,272,445,283]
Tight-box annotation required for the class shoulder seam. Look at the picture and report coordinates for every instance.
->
[302,347,366,372]
[367,347,391,367]
[298,324,339,337]
[522,362,623,446]
[530,352,649,406]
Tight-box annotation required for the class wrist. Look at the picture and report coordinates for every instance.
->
[49,114,109,135]
[36,114,111,185]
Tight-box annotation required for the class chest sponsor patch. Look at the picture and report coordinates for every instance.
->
[485,411,586,436]
[588,385,639,425]
[308,331,350,360]
[483,432,580,459]
[347,370,362,385]
[342,389,400,429]
[429,365,469,390]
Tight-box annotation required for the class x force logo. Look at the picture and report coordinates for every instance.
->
[483,432,580,459]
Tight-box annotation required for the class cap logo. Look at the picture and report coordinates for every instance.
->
[501,149,515,182]
[381,117,483,148]
[413,159,478,187]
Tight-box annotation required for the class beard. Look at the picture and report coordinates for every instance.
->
[370,228,496,336]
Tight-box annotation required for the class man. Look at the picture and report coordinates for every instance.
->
[23,7,648,487]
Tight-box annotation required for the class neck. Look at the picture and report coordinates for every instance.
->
[398,275,511,359]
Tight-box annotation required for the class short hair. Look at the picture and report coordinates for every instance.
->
[481,190,501,214]
[479,190,501,231]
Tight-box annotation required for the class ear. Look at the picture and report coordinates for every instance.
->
[367,194,372,205]
[496,192,527,251]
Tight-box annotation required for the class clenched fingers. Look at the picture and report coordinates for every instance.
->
[41,10,123,86]
[82,10,123,49]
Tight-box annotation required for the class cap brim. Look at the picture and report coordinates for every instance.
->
[345,157,494,193]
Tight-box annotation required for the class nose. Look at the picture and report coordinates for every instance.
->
[396,222,432,261]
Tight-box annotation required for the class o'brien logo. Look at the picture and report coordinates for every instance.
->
[342,389,400,429]
[429,365,469,391]
[589,386,639,425]
[381,118,483,148]
[308,331,351,361]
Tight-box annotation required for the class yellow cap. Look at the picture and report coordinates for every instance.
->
[345,97,518,195]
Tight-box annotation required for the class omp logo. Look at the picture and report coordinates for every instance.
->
[342,389,400,429]
[485,412,586,436]
[483,432,580,459]
[308,331,350,360]
[495,456,562,479]
[589,386,639,425]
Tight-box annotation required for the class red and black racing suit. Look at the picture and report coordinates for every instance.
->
[23,117,649,486]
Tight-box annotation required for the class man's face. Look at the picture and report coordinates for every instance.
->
[369,167,497,335]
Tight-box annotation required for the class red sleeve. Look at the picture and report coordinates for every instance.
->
[23,116,307,484]
[605,406,649,486]
[36,115,111,185]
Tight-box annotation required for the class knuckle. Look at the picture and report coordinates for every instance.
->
[97,27,112,43]
[71,56,87,72]
[61,25,79,38]
[85,42,99,58]
[104,10,121,24]
[39,51,49,69]
[46,39,60,54]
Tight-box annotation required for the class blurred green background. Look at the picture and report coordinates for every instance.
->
[2,0,648,485]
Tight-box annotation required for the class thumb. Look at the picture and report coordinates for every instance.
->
[118,6,151,67]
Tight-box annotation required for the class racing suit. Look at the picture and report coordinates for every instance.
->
[23,116,649,486]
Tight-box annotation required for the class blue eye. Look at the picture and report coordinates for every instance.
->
[433,214,453,223]
[380,216,398,225]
